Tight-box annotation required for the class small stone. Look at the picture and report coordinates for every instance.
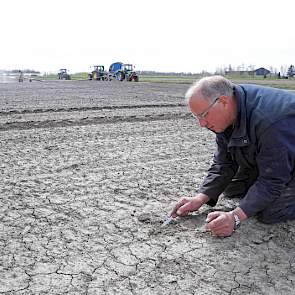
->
[138,212,151,222]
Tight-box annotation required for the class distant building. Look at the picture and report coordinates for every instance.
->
[254,67,270,76]
[224,67,271,77]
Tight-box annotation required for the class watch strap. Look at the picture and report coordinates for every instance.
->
[232,213,241,230]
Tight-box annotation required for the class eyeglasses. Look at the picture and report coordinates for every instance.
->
[194,97,220,120]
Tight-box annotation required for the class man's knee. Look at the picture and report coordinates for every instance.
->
[257,205,295,224]
[223,179,250,199]
[257,211,279,224]
[223,168,256,199]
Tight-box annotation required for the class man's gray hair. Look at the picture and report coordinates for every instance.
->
[185,75,234,103]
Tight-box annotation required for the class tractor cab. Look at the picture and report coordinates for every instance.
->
[58,69,71,80]
[122,64,138,82]
[89,65,107,80]
[123,64,134,72]
[94,65,104,72]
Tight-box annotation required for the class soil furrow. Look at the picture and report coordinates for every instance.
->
[0,103,185,116]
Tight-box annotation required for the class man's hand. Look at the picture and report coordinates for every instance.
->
[204,211,235,237]
[170,193,209,218]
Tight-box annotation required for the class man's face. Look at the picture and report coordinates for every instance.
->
[189,95,232,133]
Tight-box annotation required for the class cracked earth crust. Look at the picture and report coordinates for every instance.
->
[1,81,295,295]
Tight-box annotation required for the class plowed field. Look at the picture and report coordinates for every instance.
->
[1,81,295,294]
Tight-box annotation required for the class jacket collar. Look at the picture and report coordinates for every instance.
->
[227,85,250,148]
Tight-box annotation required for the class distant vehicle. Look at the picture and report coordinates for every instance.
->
[57,69,71,80]
[88,65,108,81]
[122,64,139,82]
[108,62,139,82]
[18,70,24,83]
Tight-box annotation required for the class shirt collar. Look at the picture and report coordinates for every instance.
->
[228,85,250,147]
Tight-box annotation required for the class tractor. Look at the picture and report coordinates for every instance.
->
[88,65,107,81]
[108,62,139,82]
[122,64,139,82]
[57,69,71,80]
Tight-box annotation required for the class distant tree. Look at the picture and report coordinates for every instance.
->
[280,65,288,76]
[269,66,274,74]
[215,67,225,75]
[287,65,295,77]
[247,64,255,71]
[246,64,255,76]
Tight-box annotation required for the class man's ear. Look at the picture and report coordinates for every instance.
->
[218,95,229,107]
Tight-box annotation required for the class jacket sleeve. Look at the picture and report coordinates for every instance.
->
[198,133,238,206]
[239,119,295,217]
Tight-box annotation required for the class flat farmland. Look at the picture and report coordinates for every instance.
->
[1,81,295,295]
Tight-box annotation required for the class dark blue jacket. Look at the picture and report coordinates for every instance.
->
[199,84,295,217]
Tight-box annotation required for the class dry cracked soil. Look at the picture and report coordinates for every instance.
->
[1,80,295,295]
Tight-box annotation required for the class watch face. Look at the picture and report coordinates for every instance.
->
[233,214,240,229]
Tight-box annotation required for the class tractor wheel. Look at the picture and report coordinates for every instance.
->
[116,72,124,81]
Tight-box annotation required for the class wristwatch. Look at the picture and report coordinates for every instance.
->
[232,213,241,230]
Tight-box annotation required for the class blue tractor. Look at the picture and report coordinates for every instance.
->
[108,62,139,82]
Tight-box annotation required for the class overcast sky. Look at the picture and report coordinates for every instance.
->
[1,0,294,73]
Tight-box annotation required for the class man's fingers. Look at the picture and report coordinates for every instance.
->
[175,202,193,216]
[170,198,189,217]
[211,230,231,237]
[204,212,235,237]
[211,223,233,237]
[206,211,221,223]
[170,195,205,218]
[205,214,224,230]
[209,223,228,232]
